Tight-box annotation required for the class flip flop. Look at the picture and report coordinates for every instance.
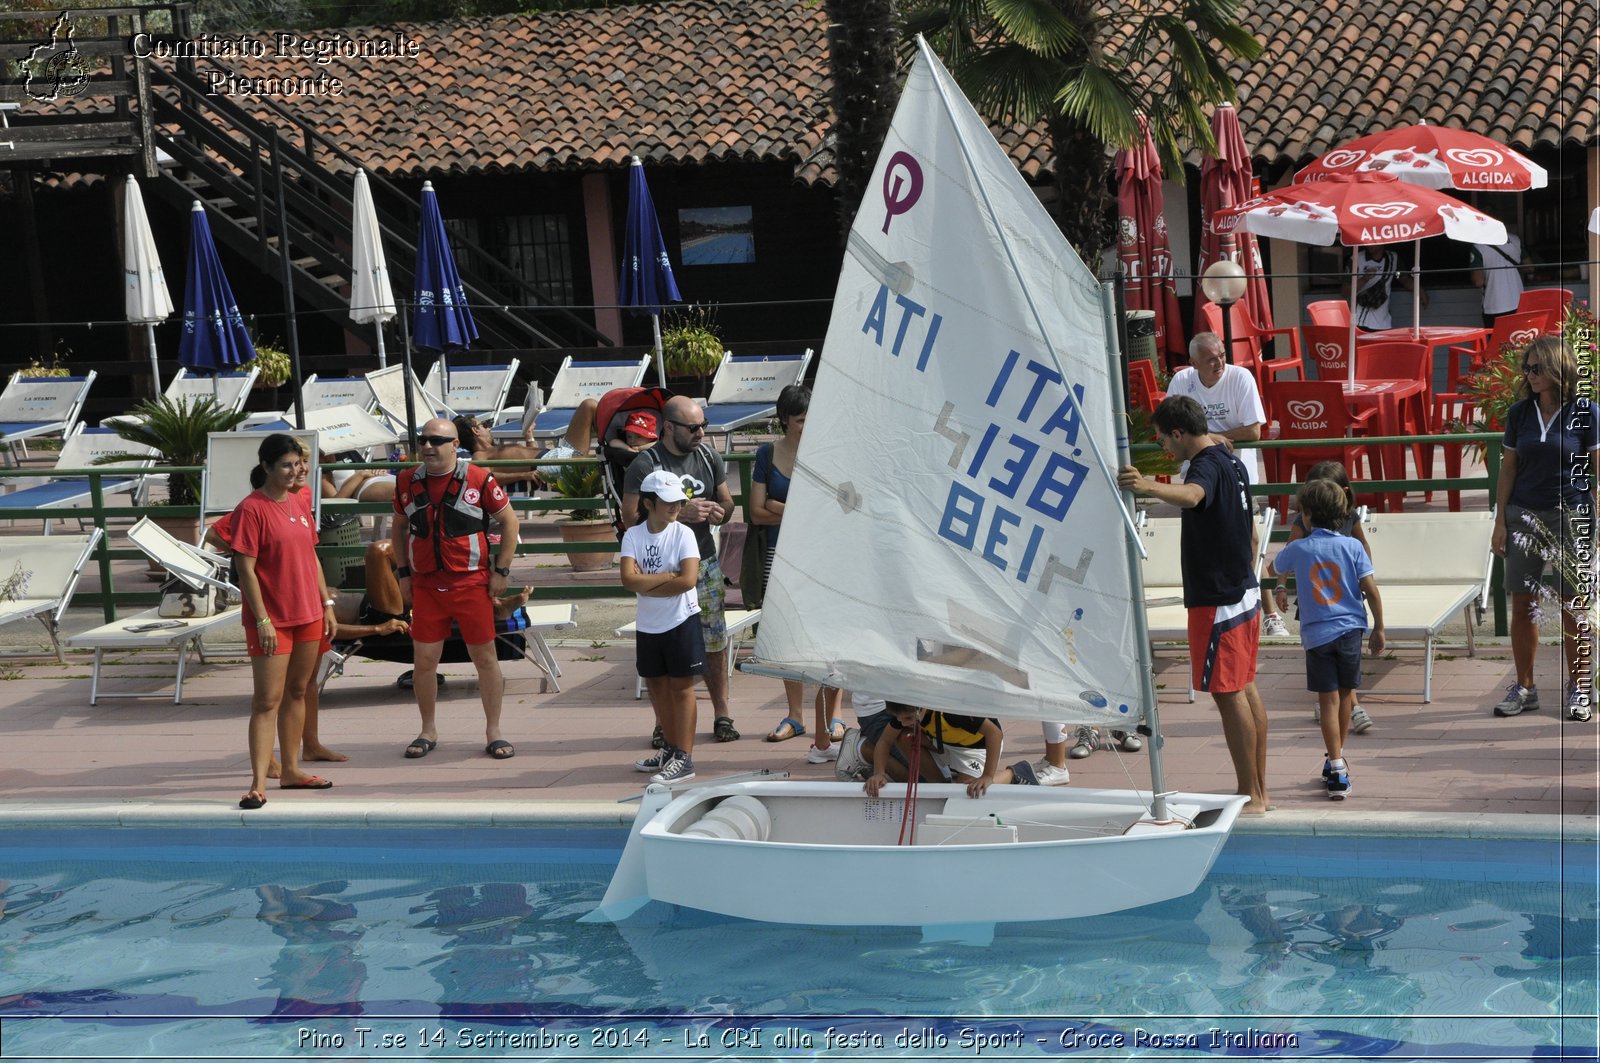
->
[404,737,437,759]
[239,790,267,810]
[279,776,334,790]
[765,717,805,742]
[486,739,515,760]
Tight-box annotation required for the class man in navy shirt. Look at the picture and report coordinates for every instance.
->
[1119,395,1271,815]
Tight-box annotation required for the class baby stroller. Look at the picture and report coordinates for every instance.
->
[593,385,671,541]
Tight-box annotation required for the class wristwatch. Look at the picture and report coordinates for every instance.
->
[322,598,336,607]
[493,564,512,577]
[395,566,411,578]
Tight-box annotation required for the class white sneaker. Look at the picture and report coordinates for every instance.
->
[1068,725,1100,759]
[805,742,839,764]
[1262,613,1290,637]
[1111,729,1143,752]
[1031,760,1071,786]
[650,752,696,784]
[834,727,869,781]
[1350,705,1374,733]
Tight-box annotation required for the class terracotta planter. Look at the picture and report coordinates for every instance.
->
[557,518,616,571]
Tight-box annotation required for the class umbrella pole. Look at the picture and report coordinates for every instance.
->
[651,312,667,388]
[400,302,419,455]
[374,323,388,369]
[1412,238,1423,339]
[1348,255,1360,386]
[144,323,161,395]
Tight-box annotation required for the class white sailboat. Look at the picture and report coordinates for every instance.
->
[589,41,1244,934]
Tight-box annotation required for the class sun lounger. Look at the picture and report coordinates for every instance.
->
[365,363,455,433]
[699,351,813,444]
[240,374,377,428]
[253,405,399,455]
[320,601,577,694]
[1358,509,1493,702]
[423,359,520,421]
[199,429,323,520]
[105,368,260,435]
[1140,508,1275,702]
[66,517,240,703]
[0,530,102,660]
[614,608,761,699]
[0,426,155,532]
[0,371,97,464]
[519,355,651,441]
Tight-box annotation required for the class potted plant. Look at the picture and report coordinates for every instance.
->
[659,304,724,389]
[103,396,251,548]
[242,341,292,389]
[548,461,616,571]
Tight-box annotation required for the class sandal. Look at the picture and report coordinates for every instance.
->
[827,717,847,742]
[765,717,805,742]
[713,716,740,742]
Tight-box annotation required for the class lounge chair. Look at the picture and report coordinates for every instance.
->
[66,517,241,703]
[198,429,323,521]
[0,370,97,464]
[614,608,762,699]
[700,350,814,445]
[0,425,156,532]
[365,364,455,433]
[0,529,102,660]
[240,374,377,428]
[514,354,651,441]
[423,359,520,422]
[253,405,399,457]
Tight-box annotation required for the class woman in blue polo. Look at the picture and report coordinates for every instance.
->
[1490,336,1598,722]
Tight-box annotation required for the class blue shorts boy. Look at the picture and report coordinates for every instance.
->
[636,614,707,679]
[1305,629,1363,694]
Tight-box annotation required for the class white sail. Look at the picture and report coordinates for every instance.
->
[752,42,1142,727]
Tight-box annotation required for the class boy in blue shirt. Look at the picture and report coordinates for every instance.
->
[1266,480,1386,799]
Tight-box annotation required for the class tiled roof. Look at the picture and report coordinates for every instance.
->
[200,0,1597,183]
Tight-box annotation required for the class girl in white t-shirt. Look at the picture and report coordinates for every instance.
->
[620,469,705,783]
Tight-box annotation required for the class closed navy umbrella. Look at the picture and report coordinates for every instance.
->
[618,156,682,386]
[179,200,254,394]
[408,182,477,432]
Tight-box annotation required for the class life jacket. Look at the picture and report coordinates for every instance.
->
[398,458,494,573]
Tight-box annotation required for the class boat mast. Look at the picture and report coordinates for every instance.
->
[1100,282,1169,821]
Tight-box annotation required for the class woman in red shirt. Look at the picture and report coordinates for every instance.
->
[232,434,338,809]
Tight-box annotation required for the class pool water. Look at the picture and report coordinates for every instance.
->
[0,827,1594,1059]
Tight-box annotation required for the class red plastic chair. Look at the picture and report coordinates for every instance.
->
[1357,340,1433,490]
[1128,359,1165,414]
[1302,324,1354,380]
[1198,302,1305,389]
[1516,288,1572,322]
[1265,380,1377,518]
[1446,309,1553,381]
[1306,299,1351,329]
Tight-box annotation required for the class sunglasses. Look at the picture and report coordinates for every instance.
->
[1523,363,1544,375]
[669,419,708,434]
[418,434,457,446]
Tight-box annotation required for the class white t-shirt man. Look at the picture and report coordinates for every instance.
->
[619,520,700,633]
[1471,235,1525,317]
[1354,248,1397,331]
[1166,362,1266,486]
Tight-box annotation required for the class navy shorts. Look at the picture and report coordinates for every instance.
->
[636,614,707,679]
[1305,629,1363,694]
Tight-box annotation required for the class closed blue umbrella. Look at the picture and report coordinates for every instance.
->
[178,200,255,387]
[410,182,477,414]
[618,155,682,386]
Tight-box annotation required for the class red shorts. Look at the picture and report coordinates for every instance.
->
[245,617,325,658]
[411,570,495,644]
[1187,588,1261,694]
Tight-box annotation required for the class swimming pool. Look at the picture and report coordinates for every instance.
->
[1,823,1594,1059]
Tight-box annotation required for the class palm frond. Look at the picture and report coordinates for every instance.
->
[983,0,1082,56]
[958,44,1071,121]
[1054,64,1142,149]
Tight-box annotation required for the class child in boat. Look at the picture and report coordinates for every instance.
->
[619,468,706,785]
[863,701,1038,798]
[1265,478,1386,801]
[1271,459,1378,734]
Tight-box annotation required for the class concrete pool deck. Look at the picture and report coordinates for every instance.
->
[1,611,1595,838]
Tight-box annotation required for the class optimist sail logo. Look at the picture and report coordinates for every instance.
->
[881,151,924,235]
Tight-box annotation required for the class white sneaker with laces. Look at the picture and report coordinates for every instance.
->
[1350,705,1374,734]
[1031,760,1071,786]
[1111,729,1143,752]
[834,727,868,780]
[1262,613,1290,638]
[1067,725,1100,759]
[806,742,839,764]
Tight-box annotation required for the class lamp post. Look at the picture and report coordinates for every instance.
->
[1200,257,1248,364]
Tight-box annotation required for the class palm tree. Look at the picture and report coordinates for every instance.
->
[824,0,901,241]
[906,0,1261,264]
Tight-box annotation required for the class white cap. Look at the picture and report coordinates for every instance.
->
[639,469,688,503]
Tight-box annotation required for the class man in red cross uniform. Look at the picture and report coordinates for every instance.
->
[392,417,520,761]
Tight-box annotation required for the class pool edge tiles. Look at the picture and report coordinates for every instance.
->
[0,799,1591,839]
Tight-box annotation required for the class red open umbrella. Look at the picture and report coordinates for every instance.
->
[1297,123,1546,336]
[1197,103,1273,336]
[1224,174,1505,380]
[1116,114,1185,365]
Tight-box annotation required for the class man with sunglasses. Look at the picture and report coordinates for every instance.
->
[392,417,520,761]
[621,395,740,744]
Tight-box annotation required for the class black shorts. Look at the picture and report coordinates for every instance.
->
[1305,629,1363,694]
[636,615,707,679]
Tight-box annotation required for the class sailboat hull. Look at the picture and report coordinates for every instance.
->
[601,781,1245,927]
